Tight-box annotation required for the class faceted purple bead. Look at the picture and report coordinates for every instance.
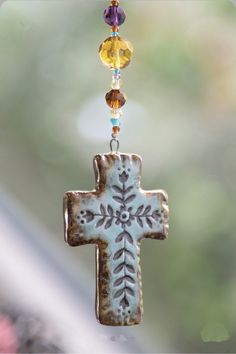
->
[103,6,126,27]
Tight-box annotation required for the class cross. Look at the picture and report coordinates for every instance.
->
[63,153,169,326]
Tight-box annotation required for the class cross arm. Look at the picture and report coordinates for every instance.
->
[64,190,99,247]
[137,189,169,242]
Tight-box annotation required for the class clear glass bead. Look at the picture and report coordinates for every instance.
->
[110,108,123,118]
[111,76,122,90]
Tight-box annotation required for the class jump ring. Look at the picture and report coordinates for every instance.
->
[110,138,120,153]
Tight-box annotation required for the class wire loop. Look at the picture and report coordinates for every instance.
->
[110,138,120,153]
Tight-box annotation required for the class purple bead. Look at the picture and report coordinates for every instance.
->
[103,6,126,27]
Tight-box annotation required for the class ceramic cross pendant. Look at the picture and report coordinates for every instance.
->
[63,153,169,326]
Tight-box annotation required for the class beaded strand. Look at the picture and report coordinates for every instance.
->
[99,0,133,142]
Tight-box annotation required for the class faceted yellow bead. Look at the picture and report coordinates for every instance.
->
[99,36,133,69]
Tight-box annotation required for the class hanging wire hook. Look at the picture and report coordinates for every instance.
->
[110,137,120,153]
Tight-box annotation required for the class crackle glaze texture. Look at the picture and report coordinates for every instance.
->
[63,153,169,326]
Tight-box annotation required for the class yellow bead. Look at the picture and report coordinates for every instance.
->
[99,36,133,69]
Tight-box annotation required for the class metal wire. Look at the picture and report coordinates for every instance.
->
[110,138,120,153]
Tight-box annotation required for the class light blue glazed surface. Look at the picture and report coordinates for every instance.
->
[64,153,169,326]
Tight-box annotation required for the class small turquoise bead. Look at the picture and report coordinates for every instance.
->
[111,31,119,37]
[113,69,121,75]
[110,118,120,127]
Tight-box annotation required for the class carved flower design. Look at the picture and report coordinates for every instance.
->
[115,206,135,227]
[152,209,167,225]
[77,168,164,231]
[118,170,129,183]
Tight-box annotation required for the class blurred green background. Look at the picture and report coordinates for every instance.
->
[0,0,236,352]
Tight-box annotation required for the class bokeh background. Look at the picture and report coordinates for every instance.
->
[0,0,236,352]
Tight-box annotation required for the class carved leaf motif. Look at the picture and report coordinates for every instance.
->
[143,205,151,215]
[124,186,133,194]
[146,217,153,229]
[125,275,135,284]
[126,232,133,244]
[115,231,133,244]
[152,210,160,220]
[120,296,129,309]
[125,249,135,260]
[112,185,123,194]
[124,194,136,204]
[107,205,113,216]
[114,277,124,287]
[113,248,135,260]
[113,196,124,204]
[96,217,106,228]
[115,232,124,243]
[125,287,135,296]
[114,262,125,274]
[136,217,143,228]
[114,288,125,299]
[114,287,134,298]
[105,218,113,229]
[126,264,135,274]
[113,248,124,260]
[114,262,135,274]
[135,205,144,216]
[100,204,106,215]
[114,275,135,287]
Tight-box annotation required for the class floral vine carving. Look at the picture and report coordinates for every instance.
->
[77,168,166,309]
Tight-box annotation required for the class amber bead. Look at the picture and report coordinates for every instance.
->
[99,36,133,70]
[111,25,119,33]
[112,126,120,136]
[110,0,119,6]
[105,89,126,109]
